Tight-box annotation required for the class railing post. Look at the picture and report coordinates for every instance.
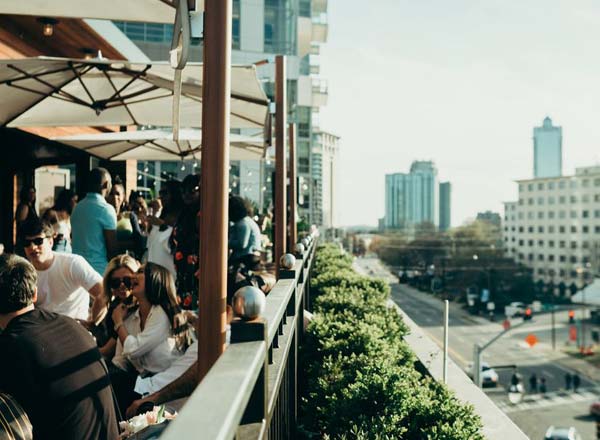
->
[230,319,268,426]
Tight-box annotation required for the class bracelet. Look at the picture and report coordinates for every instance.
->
[114,322,124,332]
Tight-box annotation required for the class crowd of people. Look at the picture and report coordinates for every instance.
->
[0,167,273,439]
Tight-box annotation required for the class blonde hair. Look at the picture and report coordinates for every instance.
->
[103,254,140,300]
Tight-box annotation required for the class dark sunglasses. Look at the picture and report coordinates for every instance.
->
[23,237,47,247]
[109,276,134,290]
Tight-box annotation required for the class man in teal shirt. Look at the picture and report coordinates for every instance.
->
[71,168,117,276]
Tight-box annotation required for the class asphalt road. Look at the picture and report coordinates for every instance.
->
[355,256,598,440]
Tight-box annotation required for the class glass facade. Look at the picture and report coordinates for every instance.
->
[264,0,297,55]
[114,22,174,43]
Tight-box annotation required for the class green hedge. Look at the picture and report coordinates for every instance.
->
[299,244,484,440]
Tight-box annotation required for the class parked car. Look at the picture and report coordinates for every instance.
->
[505,302,527,317]
[544,426,582,440]
[466,362,499,387]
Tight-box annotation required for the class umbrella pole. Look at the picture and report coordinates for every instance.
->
[275,55,287,274]
[288,123,297,250]
[198,0,232,381]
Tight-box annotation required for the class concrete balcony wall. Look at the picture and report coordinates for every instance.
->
[390,301,528,440]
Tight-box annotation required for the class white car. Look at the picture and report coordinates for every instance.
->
[505,302,527,317]
[544,426,582,440]
[466,362,499,387]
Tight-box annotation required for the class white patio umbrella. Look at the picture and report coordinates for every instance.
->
[0,0,203,23]
[52,128,265,161]
[0,57,269,129]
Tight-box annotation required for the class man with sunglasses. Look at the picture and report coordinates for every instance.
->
[22,219,106,325]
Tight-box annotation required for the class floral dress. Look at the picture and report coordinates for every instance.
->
[170,210,200,310]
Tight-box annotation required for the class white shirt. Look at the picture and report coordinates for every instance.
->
[112,305,180,374]
[36,252,102,320]
[133,325,231,396]
[146,226,176,277]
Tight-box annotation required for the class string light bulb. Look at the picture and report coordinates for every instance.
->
[38,18,58,37]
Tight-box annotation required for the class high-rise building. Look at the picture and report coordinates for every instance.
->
[533,116,562,178]
[114,0,330,221]
[311,131,340,228]
[385,161,440,231]
[439,182,451,232]
[476,211,501,228]
[503,165,600,291]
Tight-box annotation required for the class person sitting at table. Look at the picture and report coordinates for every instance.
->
[228,196,262,270]
[109,262,193,413]
[22,219,106,325]
[95,254,140,354]
[0,254,118,439]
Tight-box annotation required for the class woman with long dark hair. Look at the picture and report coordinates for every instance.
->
[51,189,78,253]
[110,262,192,412]
[146,180,183,277]
[15,186,38,254]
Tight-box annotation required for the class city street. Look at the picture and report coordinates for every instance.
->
[355,257,598,439]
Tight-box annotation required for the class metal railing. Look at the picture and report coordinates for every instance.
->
[162,239,317,440]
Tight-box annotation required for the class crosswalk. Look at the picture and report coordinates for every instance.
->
[493,386,600,413]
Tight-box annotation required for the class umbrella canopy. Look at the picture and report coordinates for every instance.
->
[570,279,600,306]
[0,57,269,129]
[52,128,265,161]
[0,0,203,23]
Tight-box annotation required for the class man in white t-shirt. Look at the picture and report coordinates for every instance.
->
[22,219,107,323]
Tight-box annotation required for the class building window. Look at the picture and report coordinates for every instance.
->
[570,181,578,189]
[528,183,533,191]
[559,226,566,233]
[538,226,544,233]
[538,183,544,190]
[519,226,524,233]
[595,178,600,187]
[582,179,590,187]
[559,269,565,276]
[538,254,544,261]
[559,181,566,189]
[582,194,590,203]
[571,241,577,249]
[570,256,578,263]
[549,240,555,247]
[232,0,241,49]
[538,240,544,246]
[549,255,555,261]
[570,210,577,219]
[583,242,589,249]
[528,198,534,205]
[549,226,555,233]
[538,268,545,275]
[528,254,534,261]
[596,226,600,233]
[571,226,577,233]
[548,196,555,204]
[519,240,524,245]
[559,255,566,262]
[538,212,544,219]
[528,240,534,246]
[559,210,566,219]
[528,226,534,233]
[595,210,600,218]
[538,197,544,205]
[559,196,566,204]
[548,182,555,189]
[559,241,566,248]
[583,226,589,233]
[548,211,555,219]
[570,195,578,203]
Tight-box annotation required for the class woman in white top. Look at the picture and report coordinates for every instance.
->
[110,262,191,412]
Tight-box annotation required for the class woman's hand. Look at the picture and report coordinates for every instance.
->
[111,303,128,326]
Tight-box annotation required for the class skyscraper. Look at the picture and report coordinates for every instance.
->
[385,161,439,230]
[439,182,451,232]
[533,116,562,178]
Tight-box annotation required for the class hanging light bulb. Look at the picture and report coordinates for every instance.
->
[180,163,186,171]
[266,159,271,166]
[247,171,252,176]
[193,161,198,168]
[144,166,149,173]
[267,177,272,183]
[137,174,142,181]
[261,186,267,192]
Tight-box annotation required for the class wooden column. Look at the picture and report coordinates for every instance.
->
[288,123,297,250]
[198,0,232,381]
[274,55,287,273]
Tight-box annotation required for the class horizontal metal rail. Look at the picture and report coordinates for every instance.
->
[161,237,317,440]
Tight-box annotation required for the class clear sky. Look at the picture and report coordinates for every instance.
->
[318,0,600,227]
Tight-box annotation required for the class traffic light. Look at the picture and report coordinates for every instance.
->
[524,308,532,321]
[568,310,575,324]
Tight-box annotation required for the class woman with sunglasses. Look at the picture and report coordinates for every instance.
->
[97,255,140,357]
[110,262,192,412]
